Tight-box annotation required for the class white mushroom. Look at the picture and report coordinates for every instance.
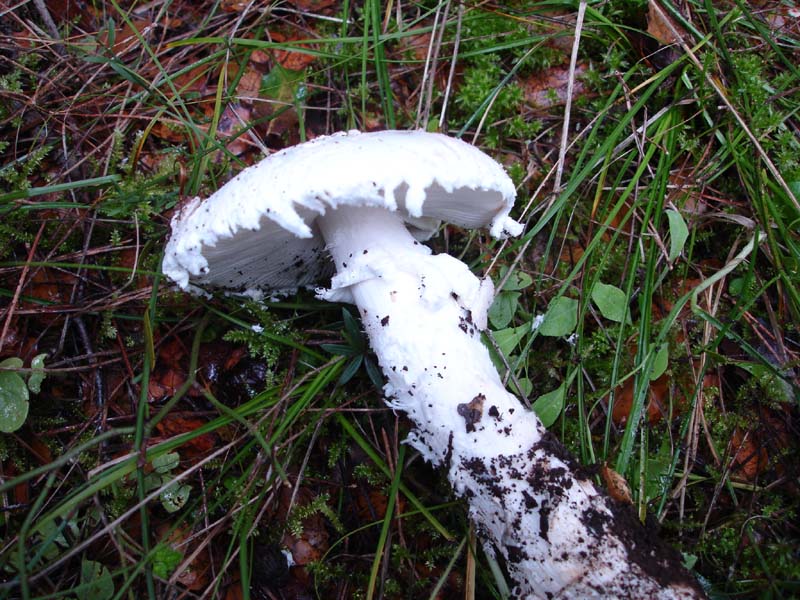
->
[163,130,704,599]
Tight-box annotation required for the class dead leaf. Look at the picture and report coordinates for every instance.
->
[730,427,768,482]
[148,367,185,401]
[173,64,213,97]
[398,30,433,63]
[668,165,707,216]
[158,337,187,369]
[98,17,153,56]
[610,374,674,426]
[248,49,271,66]
[652,276,704,321]
[235,65,262,101]
[156,523,211,591]
[522,62,588,109]
[761,3,800,37]
[221,0,248,12]
[216,103,254,156]
[26,432,54,465]
[284,0,338,11]
[601,463,633,504]
[150,119,195,144]
[22,267,78,325]
[269,31,317,71]
[154,415,218,460]
[115,247,150,289]
[223,582,244,600]
[279,487,330,570]
[647,0,686,46]
[25,267,73,305]
[0,323,22,359]
[2,462,30,505]
[196,342,245,388]
[45,0,97,29]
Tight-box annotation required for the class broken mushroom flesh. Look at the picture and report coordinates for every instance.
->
[163,130,704,599]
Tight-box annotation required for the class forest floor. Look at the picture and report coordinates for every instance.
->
[0,1,798,598]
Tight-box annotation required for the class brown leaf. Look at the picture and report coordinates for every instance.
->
[4,462,30,505]
[223,346,248,371]
[647,0,686,46]
[26,432,54,465]
[279,487,330,568]
[235,65,262,101]
[522,62,589,109]
[149,367,186,401]
[284,0,338,11]
[158,337,187,370]
[154,415,218,460]
[173,64,214,96]
[156,523,211,591]
[223,583,244,600]
[98,18,153,56]
[652,276,704,321]
[196,341,245,387]
[761,3,800,37]
[150,119,195,144]
[269,31,317,71]
[25,267,74,306]
[601,463,633,504]
[217,103,254,156]
[668,165,707,216]
[220,0,249,12]
[22,267,78,325]
[115,247,151,289]
[355,488,388,521]
[248,49,271,66]
[0,323,22,359]
[610,374,675,426]
[398,30,433,63]
[45,0,96,29]
[730,427,768,482]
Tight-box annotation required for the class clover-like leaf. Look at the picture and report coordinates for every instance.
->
[152,452,180,474]
[80,559,115,600]
[591,282,630,324]
[489,291,520,329]
[493,324,529,357]
[0,370,29,433]
[28,353,47,394]
[499,267,533,291]
[532,383,565,427]
[650,344,669,381]
[160,482,191,513]
[538,297,578,337]
[666,209,689,262]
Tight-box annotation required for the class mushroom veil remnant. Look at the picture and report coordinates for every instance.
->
[163,130,704,599]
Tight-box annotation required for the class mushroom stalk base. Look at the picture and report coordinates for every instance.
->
[317,206,703,599]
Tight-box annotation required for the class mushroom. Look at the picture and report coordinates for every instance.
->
[163,130,704,599]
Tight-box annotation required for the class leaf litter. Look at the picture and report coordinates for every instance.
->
[0,1,798,598]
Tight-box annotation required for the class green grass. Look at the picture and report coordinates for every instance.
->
[0,0,798,598]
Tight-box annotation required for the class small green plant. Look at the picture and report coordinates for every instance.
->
[223,301,291,367]
[144,452,191,513]
[0,354,46,433]
[152,544,183,580]
[287,492,344,537]
[488,266,534,330]
[78,558,115,600]
[321,308,383,388]
[0,144,53,191]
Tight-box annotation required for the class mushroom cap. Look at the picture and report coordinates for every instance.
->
[163,130,521,295]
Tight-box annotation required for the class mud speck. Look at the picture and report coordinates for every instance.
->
[457,393,486,433]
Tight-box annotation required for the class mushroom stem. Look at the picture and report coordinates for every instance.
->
[316,206,703,599]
